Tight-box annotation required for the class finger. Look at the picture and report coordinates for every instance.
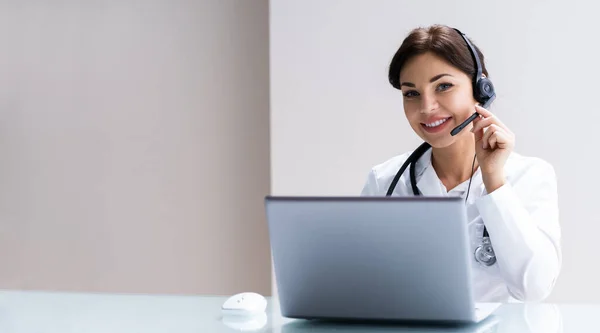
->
[474,104,494,117]
[492,130,513,149]
[489,131,498,149]
[475,105,511,132]
[482,124,500,149]
[472,117,485,141]
[471,116,494,134]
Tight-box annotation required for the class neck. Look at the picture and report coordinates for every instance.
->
[430,136,478,187]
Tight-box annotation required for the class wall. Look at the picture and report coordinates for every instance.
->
[270,0,599,302]
[0,0,271,296]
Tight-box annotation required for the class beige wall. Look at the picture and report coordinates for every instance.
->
[0,0,271,296]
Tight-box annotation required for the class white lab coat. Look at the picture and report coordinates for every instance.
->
[360,148,562,303]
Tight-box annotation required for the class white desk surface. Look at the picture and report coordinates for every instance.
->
[0,289,597,332]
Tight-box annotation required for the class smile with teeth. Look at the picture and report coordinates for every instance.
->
[424,117,451,128]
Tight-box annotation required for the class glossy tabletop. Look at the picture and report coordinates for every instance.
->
[0,290,597,332]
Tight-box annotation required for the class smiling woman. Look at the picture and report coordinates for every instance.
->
[401,53,478,140]
[360,24,562,303]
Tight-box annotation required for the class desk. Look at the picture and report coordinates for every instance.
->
[0,290,597,332]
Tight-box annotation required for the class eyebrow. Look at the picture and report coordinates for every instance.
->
[400,73,453,88]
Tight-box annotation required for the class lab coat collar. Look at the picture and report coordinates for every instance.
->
[415,148,486,198]
[414,149,445,196]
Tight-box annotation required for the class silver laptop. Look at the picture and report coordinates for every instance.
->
[265,196,500,324]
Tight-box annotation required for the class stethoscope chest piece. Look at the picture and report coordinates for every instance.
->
[474,237,496,266]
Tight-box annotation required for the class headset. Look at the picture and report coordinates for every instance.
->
[386,28,497,266]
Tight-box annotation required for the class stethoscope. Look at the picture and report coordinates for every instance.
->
[384,28,498,267]
[385,141,496,266]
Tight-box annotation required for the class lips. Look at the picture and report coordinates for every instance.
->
[421,117,452,133]
[423,117,451,128]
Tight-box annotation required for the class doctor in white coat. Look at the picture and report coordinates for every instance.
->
[360,25,561,303]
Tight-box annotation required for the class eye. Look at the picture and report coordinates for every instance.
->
[403,90,419,98]
[437,82,454,91]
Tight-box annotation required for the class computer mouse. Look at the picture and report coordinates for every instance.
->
[222,312,268,331]
[221,292,267,316]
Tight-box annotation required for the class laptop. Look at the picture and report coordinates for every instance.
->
[265,196,500,324]
[280,315,500,333]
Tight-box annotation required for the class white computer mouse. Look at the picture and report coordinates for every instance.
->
[222,312,268,331]
[221,292,267,316]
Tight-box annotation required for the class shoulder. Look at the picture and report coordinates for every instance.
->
[505,151,557,182]
[502,152,558,200]
[360,151,413,196]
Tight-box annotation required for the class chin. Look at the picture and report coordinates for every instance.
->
[424,137,456,149]
[414,128,456,148]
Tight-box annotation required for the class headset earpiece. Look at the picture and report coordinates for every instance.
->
[475,76,495,105]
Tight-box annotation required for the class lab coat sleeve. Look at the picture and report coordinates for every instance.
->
[360,169,381,196]
[475,160,562,302]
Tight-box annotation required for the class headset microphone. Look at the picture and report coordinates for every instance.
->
[450,93,495,136]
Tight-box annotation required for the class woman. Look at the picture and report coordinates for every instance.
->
[360,25,561,303]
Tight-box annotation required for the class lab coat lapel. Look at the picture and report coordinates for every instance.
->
[467,165,487,200]
[415,149,445,196]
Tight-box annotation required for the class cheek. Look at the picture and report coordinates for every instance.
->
[457,101,476,118]
[440,95,474,117]
[403,105,421,125]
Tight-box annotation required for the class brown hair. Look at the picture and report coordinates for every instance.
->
[388,24,489,90]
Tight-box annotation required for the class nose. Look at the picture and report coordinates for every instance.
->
[419,93,439,114]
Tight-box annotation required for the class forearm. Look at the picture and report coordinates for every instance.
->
[476,183,562,301]
[482,170,506,194]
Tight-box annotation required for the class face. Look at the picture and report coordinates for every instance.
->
[399,52,477,148]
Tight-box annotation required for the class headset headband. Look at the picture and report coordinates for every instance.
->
[452,28,483,81]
